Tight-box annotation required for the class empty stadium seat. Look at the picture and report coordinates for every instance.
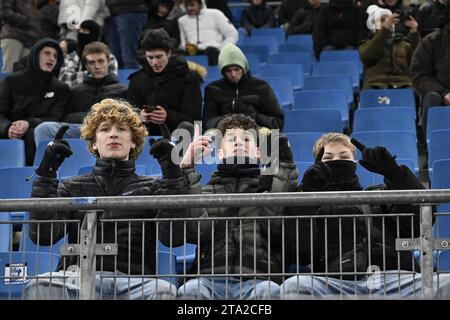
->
[351,131,419,174]
[278,43,313,54]
[117,68,138,85]
[268,52,313,75]
[353,107,416,134]
[0,139,26,168]
[0,213,11,251]
[295,161,313,181]
[263,76,294,108]
[157,251,178,286]
[206,66,222,80]
[303,75,354,105]
[186,55,209,67]
[0,251,60,299]
[430,159,450,214]
[319,49,363,74]
[136,136,163,175]
[359,88,416,110]
[428,129,450,179]
[259,64,304,91]
[240,36,279,54]
[34,139,96,178]
[313,61,361,91]
[286,34,313,46]
[283,109,343,133]
[195,163,217,186]
[230,6,244,27]
[293,90,349,129]
[245,53,261,75]
[251,28,286,44]
[426,106,450,144]
[287,132,324,162]
[158,240,197,275]
[239,44,269,64]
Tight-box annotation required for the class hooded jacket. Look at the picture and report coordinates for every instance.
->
[417,1,447,37]
[410,25,450,99]
[359,28,420,89]
[127,54,203,136]
[0,38,70,137]
[177,1,238,51]
[30,158,189,275]
[158,160,298,282]
[241,0,277,34]
[0,0,41,47]
[203,44,284,130]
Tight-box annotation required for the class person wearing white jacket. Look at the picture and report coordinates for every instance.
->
[58,0,109,40]
[178,0,238,65]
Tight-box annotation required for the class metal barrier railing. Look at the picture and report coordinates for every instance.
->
[0,189,450,300]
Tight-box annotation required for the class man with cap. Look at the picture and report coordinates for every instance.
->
[203,43,284,131]
[410,2,450,137]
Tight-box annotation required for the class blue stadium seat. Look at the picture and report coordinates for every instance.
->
[251,28,286,44]
[230,6,244,27]
[259,64,304,91]
[353,107,416,134]
[279,43,313,55]
[195,163,217,186]
[0,167,37,222]
[263,76,294,108]
[0,251,60,299]
[240,36,279,54]
[158,241,197,275]
[359,88,416,111]
[426,106,450,144]
[236,27,248,44]
[117,68,138,85]
[136,136,163,175]
[0,72,9,80]
[268,52,313,75]
[0,213,11,251]
[245,53,261,75]
[157,251,178,286]
[313,61,361,91]
[438,250,450,271]
[283,109,343,133]
[351,131,419,174]
[206,66,222,80]
[286,34,313,46]
[428,129,450,179]
[239,44,269,64]
[186,55,209,67]
[34,139,96,178]
[287,132,324,162]
[319,49,363,74]
[303,75,354,105]
[0,139,26,168]
[295,161,313,181]
[293,90,349,129]
[430,159,450,214]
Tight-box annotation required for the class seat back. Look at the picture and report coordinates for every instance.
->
[0,140,25,168]
[283,109,343,133]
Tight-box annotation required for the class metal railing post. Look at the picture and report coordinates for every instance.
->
[79,210,97,300]
[420,205,434,299]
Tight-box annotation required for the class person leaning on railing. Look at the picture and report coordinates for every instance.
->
[22,98,188,300]
[281,132,450,299]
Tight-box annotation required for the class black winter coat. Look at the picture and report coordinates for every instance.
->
[287,6,321,35]
[65,74,128,124]
[277,0,308,25]
[127,55,203,136]
[241,2,277,34]
[203,72,284,130]
[106,0,150,16]
[30,158,188,275]
[286,165,425,276]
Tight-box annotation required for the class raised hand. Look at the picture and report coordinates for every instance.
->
[35,125,73,178]
[149,123,181,179]
[300,147,332,192]
[180,123,212,168]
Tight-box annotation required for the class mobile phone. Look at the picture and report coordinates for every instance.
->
[143,105,156,112]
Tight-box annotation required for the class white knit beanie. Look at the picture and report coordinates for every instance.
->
[366,5,393,32]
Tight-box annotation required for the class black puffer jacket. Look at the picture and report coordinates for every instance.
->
[286,165,425,276]
[127,55,203,136]
[0,0,41,47]
[106,0,150,16]
[158,161,298,283]
[203,72,284,130]
[65,74,128,124]
[30,158,188,275]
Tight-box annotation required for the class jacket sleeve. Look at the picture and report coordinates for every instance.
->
[359,28,390,66]
[215,11,239,49]
[257,82,285,129]
[406,30,421,55]
[80,0,101,23]
[177,18,187,50]
[287,10,310,35]
[29,177,71,245]
[0,0,29,28]
[410,34,449,98]
[202,83,226,130]
[0,77,13,137]
[127,76,146,109]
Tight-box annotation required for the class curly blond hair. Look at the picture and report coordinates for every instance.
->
[80,99,148,159]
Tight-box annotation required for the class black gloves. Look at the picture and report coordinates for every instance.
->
[35,125,73,178]
[351,138,403,178]
[300,147,331,192]
[149,124,182,179]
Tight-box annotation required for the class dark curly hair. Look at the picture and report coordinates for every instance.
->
[217,113,259,136]
[140,28,172,52]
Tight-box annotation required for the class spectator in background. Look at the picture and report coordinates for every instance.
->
[34,41,127,146]
[128,29,203,136]
[145,0,181,49]
[0,38,70,165]
[359,5,420,89]
[410,3,450,137]
[104,0,148,69]
[241,0,277,35]
[417,0,448,37]
[278,0,308,29]
[58,0,109,41]
[58,20,118,87]
[203,44,284,130]
[178,0,238,66]
[206,0,233,21]
[37,0,61,40]
[313,0,368,60]
[286,0,322,35]
[0,0,41,73]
